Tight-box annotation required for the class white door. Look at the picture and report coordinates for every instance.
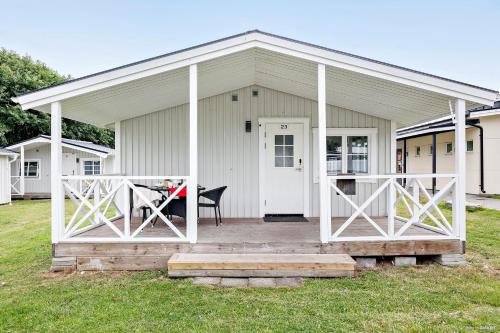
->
[62,153,78,190]
[263,122,304,214]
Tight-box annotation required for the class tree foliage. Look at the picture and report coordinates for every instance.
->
[0,48,114,147]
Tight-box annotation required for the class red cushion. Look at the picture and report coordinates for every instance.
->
[170,187,187,197]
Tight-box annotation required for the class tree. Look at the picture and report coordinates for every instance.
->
[0,48,114,147]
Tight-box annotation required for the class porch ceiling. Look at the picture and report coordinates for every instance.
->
[30,47,490,128]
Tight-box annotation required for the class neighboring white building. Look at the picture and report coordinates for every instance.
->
[397,101,500,195]
[0,148,18,205]
[4,135,114,198]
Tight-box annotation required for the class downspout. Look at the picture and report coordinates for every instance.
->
[467,121,485,193]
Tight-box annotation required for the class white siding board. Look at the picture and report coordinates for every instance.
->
[121,85,391,218]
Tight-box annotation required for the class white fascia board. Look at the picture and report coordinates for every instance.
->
[468,108,500,119]
[396,125,474,139]
[5,137,50,150]
[13,31,498,110]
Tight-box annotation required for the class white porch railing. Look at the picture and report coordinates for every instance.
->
[327,173,459,242]
[10,176,22,195]
[60,175,190,243]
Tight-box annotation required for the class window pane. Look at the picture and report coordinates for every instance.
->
[275,157,284,167]
[284,157,294,167]
[284,135,293,145]
[284,146,293,156]
[275,135,283,145]
[347,154,368,173]
[326,136,342,175]
[347,136,368,154]
[275,146,284,156]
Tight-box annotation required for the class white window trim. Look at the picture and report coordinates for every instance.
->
[81,158,102,176]
[313,128,378,183]
[445,142,453,155]
[21,159,41,179]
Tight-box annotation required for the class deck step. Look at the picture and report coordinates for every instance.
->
[167,253,357,278]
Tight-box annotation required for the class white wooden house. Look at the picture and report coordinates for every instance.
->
[5,135,114,199]
[11,31,499,272]
[0,148,18,205]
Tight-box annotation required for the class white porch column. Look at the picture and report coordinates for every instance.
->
[20,145,25,195]
[388,120,397,238]
[453,98,466,240]
[50,102,64,243]
[187,64,198,243]
[318,63,330,243]
[113,121,121,174]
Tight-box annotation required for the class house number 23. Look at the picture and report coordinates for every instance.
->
[281,124,288,129]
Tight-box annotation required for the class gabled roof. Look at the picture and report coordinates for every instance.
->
[4,135,114,158]
[11,30,499,128]
[14,30,498,99]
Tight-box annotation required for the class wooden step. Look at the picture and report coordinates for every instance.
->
[167,253,356,278]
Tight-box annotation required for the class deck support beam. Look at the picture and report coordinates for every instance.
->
[318,63,330,243]
[51,101,64,243]
[453,98,466,240]
[187,64,198,243]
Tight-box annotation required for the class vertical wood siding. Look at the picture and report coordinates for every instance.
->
[120,85,391,217]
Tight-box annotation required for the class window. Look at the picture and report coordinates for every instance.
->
[445,142,453,154]
[83,160,101,175]
[21,160,40,178]
[415,146,421,157]
[313,128,378,182]
[428,145,433,155]
[467,140,474,152]
[274,135,294,168]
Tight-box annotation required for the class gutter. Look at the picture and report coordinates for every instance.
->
[467,120,485,193]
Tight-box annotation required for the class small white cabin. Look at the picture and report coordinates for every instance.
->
[10,30,500,271]
[0,148,18,205]
[5,135,114,199]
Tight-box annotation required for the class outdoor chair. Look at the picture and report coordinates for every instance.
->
[197,186,227,226]
[129,184,161,224]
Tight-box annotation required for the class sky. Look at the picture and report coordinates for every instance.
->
[1,0,499,91]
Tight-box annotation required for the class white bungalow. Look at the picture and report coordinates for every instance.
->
[0,148,18,205]
[5,135,115,199]
[11,31,499,274]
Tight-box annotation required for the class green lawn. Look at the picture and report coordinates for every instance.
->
[0,200,499,332]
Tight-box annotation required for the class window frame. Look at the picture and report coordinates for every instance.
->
[20,159,41,179]
[428,144,433,156]
[415,146,421,157]
[81,158,102,176]
[313,127,378,183]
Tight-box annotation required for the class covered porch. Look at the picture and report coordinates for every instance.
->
[12,31,498,265]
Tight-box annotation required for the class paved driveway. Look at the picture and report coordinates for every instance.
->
[466,194,500,210]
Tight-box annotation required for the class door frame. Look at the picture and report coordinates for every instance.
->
[258,117,310,217]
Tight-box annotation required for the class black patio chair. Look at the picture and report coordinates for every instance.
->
[197,186,227,226]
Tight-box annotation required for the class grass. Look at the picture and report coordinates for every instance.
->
[0,200,499,332]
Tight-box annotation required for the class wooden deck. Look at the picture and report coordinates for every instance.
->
[54,216,464,271]
[12,192,51,200]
